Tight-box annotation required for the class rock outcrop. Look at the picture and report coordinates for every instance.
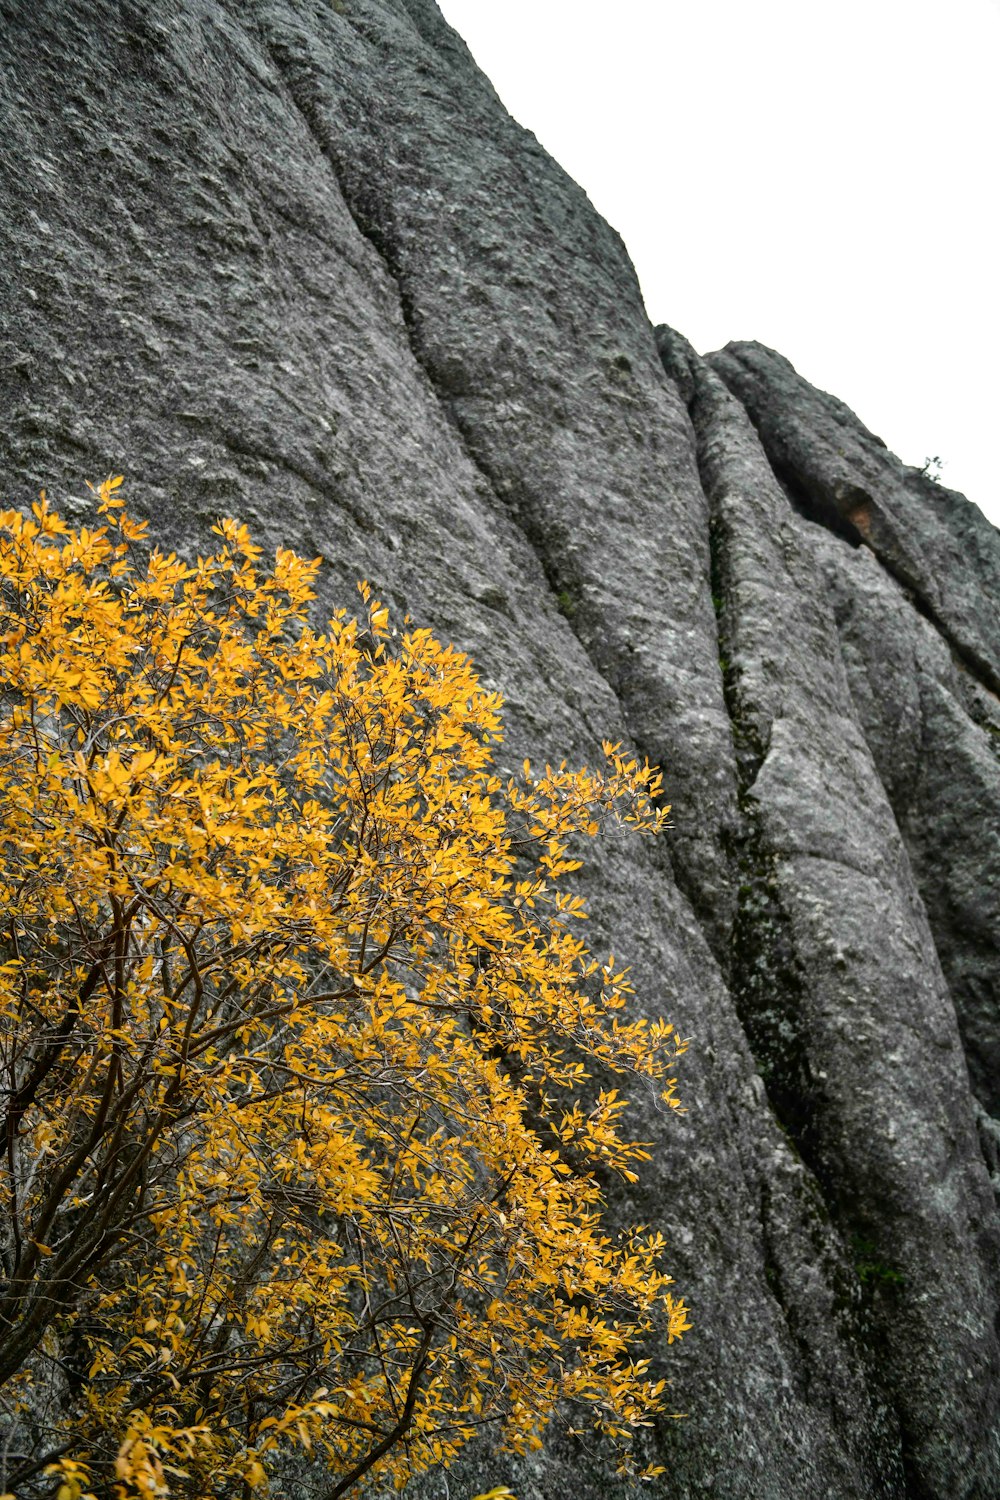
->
[1,2,997,1496]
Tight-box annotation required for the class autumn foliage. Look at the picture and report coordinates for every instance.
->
[0,482,688,1499]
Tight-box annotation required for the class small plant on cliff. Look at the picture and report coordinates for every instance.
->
[851,1235,905,1291]
[0,482,689,1499]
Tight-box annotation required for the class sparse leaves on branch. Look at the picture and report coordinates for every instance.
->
[0,481,689,1499]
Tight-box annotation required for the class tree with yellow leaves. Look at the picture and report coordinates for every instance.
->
[0,481,689,1500]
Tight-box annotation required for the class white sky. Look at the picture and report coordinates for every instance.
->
[437,0,1000,526]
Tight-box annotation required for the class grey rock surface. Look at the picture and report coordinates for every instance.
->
[805,524,1000,1119]
[658,328,1000,1497]
[1,2,999,1497]
[708,340,1000,695]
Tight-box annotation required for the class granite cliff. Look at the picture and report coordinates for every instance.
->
[1,2,998,1496]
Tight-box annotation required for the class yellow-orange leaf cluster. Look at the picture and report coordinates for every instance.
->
[0,482,689,1499]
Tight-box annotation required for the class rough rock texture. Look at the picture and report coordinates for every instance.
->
[1,2,999,1497]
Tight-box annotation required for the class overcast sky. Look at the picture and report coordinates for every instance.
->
[437,0,999,526]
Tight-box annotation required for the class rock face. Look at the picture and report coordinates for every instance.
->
[1,3,998,1496]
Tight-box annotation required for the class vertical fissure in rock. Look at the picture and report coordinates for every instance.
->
[659,329,821,1156]
[707,494,907,1497]
[707,511,823,1168]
